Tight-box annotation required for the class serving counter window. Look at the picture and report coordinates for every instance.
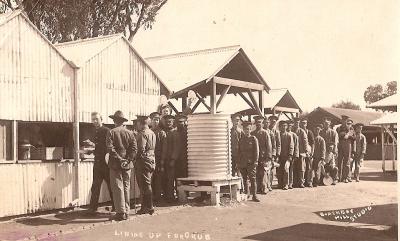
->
[0,120,12,161]
[17,122,73,161]
[78,123,134,160]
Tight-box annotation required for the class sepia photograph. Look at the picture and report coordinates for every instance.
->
[0,0,398,240]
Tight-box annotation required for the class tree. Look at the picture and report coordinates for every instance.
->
[385,81,397,96]
[0,0,167,43]
[332,100,361,110]
[364,81,397,104]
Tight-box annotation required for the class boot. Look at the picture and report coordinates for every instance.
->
[252,195,260,202]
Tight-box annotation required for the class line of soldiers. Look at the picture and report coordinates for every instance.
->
[87,105,189,221]
[231,113,367,201]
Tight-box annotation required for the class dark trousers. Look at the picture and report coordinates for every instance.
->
[294,156,305,186]
[239,164,257,197]
[135,163,154,210]
[256,159,266,192]
[152,169,164,201]
[267,157,277,190]
[312,158,323,185]
[165,164,175,201]
[304,156,313,185]
[232,156,239,176]
[337,143,352,181]
[90,162,114,210]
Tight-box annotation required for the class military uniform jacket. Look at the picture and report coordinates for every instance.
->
[251,128,273,162]
[238,135,259,168]
[106,126,137,170]
[354,133,367,159]
[177,128,188,161]
[136,127,156,172]
[152,126,167,168]
[269,128,281,157]
[337,125,355,143]
[231,127,243,158]
[321,128,338,154]
[295,128,308,156]
[290,131,299,158]
[280,132,294,158]
[93,125,110,163]
[162,127,180,167]
[305,128,315,155]
[313,136,326,160]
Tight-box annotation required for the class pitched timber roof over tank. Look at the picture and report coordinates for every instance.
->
[145,45,270,98]
[235,88,302,115]
[55,34,170,95]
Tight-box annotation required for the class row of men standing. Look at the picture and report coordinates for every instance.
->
[230,114,367,201]
[87,105,189,221]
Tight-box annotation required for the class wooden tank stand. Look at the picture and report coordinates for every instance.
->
[176,177,242,206]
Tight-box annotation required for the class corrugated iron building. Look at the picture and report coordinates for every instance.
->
[0,11,164,217]
[55,34,169,124]
[0,11,74,123]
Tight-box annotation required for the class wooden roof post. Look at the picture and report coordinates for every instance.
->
[381,126,385,172]
[72,67,80,207]
[182,95,187,113]
[12,120,17,162]
[210,78,217,114]
[259,90,264,116]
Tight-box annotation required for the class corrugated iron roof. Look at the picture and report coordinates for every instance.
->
[145,45,270,96]
[0,10,19,26]
[316,107,383,126]
[370,112,397,125]
[145,45,240,92]
[55,34,122,66]
[367,94,398,108]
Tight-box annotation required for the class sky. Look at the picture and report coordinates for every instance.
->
[132,0,399,112]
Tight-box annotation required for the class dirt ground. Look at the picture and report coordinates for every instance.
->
[0,161,397,241]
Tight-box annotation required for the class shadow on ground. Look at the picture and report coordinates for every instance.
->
[15,210,111,226]
[314,203,397,226]
[359,172,397,182]
[243,223,397,241]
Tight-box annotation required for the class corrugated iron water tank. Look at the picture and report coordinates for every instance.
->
[187,114,232,179]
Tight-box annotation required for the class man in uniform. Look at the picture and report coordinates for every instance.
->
[278,121,294,190]
[300,118,314,187]
[352,123,367,182]
[175,114,188,179]
[252,116,273,194]
[158,104,172,130]
[162,114,179,202]
[321,117,339,161]
[88,112,114,214]
[231,113,243,176]
[312,124,326,187]
[238,121,260,202]
[288,120,299,188]
[150,112,167,203]
[337,115,355,183]
[135,115,156,215]
[263,117,275,191]
[267,115,281,191]
[106,110,137,221]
